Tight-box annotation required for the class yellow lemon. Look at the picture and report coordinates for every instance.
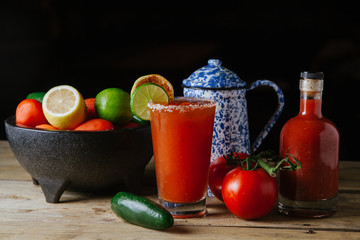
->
[42,85,87,130]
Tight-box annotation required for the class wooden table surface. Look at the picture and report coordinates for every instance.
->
[0,140,359,240]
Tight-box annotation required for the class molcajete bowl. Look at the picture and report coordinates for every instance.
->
[5,116,153,203]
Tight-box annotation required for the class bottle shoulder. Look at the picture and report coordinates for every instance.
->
[281,114,339,136]
[322,116,339,130]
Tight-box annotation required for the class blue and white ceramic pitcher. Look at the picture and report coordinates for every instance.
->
[183,59,285,163]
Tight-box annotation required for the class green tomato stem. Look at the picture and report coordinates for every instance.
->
[256,153,301,177]
[257,159,277,177]
[222,150,301,178]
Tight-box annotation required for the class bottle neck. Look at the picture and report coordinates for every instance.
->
[299,91,323,118]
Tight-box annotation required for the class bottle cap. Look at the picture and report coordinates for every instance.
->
[299,71,324,91]
[300,71,324,80]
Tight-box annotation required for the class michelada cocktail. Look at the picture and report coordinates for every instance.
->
[148,97,216,218]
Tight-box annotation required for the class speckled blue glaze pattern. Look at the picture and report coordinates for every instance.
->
[183,59,285,197]
[183,88,251,160]
[184,80,285,159]
[182,59,246,88]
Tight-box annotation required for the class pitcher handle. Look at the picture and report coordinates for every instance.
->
[247,80,285,152]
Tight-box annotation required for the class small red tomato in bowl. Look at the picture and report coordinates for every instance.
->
[222,167,278,220]
[208,152,249,201]
[85,98,97,120]
[16,99,48,127]
[36,124,58,130]
[75,118,114,131]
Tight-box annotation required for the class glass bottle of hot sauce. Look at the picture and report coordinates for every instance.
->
[278,72,339,218]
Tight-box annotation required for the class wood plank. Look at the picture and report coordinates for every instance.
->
[0,181,360,240]
[0,141,32,181]
[0,181,359,231]
[1,221,359,240]
[1,140,360,239]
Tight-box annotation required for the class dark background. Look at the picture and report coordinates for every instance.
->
[1,0,359,160]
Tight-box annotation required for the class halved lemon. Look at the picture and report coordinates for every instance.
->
[42,85,87,130]
[130,83,169,121]
[130,74,174,103]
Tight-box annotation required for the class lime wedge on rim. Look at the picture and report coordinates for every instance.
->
[130,83,169,121]
[130,74,174,103]
[132,114,149,125]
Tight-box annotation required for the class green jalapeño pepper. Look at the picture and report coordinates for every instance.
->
[111,192,174,230]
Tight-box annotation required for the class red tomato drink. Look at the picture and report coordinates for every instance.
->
[279,72,339,218]
[148,97,216,218]
[280,98,339,201]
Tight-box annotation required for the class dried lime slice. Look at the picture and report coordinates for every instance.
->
[130,74,174,103]
[130,83,169,121]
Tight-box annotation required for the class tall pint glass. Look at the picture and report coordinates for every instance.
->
[148,97,216,218]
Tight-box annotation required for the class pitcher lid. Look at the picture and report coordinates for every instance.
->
[182,59,246,89]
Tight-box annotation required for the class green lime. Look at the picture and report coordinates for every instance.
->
[132,114,150,125]
[130,83,169,121]
[26,92,46,103]
[95,88,133,125]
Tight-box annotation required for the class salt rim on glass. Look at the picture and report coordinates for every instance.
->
[147,97,216,113]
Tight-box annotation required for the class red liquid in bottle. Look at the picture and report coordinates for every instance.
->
[278,72,339,218]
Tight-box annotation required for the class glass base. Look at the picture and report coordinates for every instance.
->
[159,197,206,218]
[278,194,338,218]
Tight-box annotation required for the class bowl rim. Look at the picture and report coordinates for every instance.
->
[5,115,150,134]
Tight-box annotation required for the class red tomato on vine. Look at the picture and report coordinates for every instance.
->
[216,150,301,220]
[222,167,278,220]
[208,152,249,201]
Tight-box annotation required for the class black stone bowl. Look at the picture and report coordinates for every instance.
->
[5,116,153,203]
